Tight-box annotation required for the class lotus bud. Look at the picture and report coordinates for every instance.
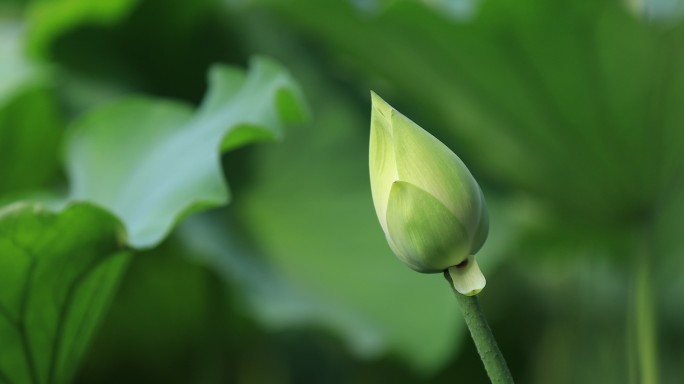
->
[369,91,488,296]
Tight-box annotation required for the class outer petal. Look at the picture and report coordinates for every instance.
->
[385,181,470,273]
[469,187,489,254]
[390,109,485,243]
[369,91,399,233]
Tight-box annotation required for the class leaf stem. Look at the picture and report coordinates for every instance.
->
[633,234,659,384]
[444,272,514,384]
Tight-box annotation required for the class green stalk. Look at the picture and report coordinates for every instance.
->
[634,238,659,384]
[445,272,514,384]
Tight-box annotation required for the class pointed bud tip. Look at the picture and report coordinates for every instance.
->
[370,90,393,118]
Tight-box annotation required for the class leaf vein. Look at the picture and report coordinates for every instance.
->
[47,252,119,384]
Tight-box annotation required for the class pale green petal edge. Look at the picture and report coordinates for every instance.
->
[369,91,398,234]
[469,187,489,254]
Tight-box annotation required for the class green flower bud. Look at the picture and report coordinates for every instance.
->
[369,91,488,295]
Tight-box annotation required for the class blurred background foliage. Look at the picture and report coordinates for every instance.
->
[1,0,684,382]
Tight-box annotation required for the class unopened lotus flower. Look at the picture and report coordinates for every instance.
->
[369,92,489,296]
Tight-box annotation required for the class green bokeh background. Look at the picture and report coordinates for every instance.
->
[2,0,684,383]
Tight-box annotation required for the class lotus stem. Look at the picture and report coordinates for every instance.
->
[445,271,514,384]
[634,232,659,384]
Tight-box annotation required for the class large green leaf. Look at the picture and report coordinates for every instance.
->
[76,234,228,383]
[66,56,308,248]
[1,39,308,379]
[257,0,684,229]
[0,202,130,384]
[178,212,388,359]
